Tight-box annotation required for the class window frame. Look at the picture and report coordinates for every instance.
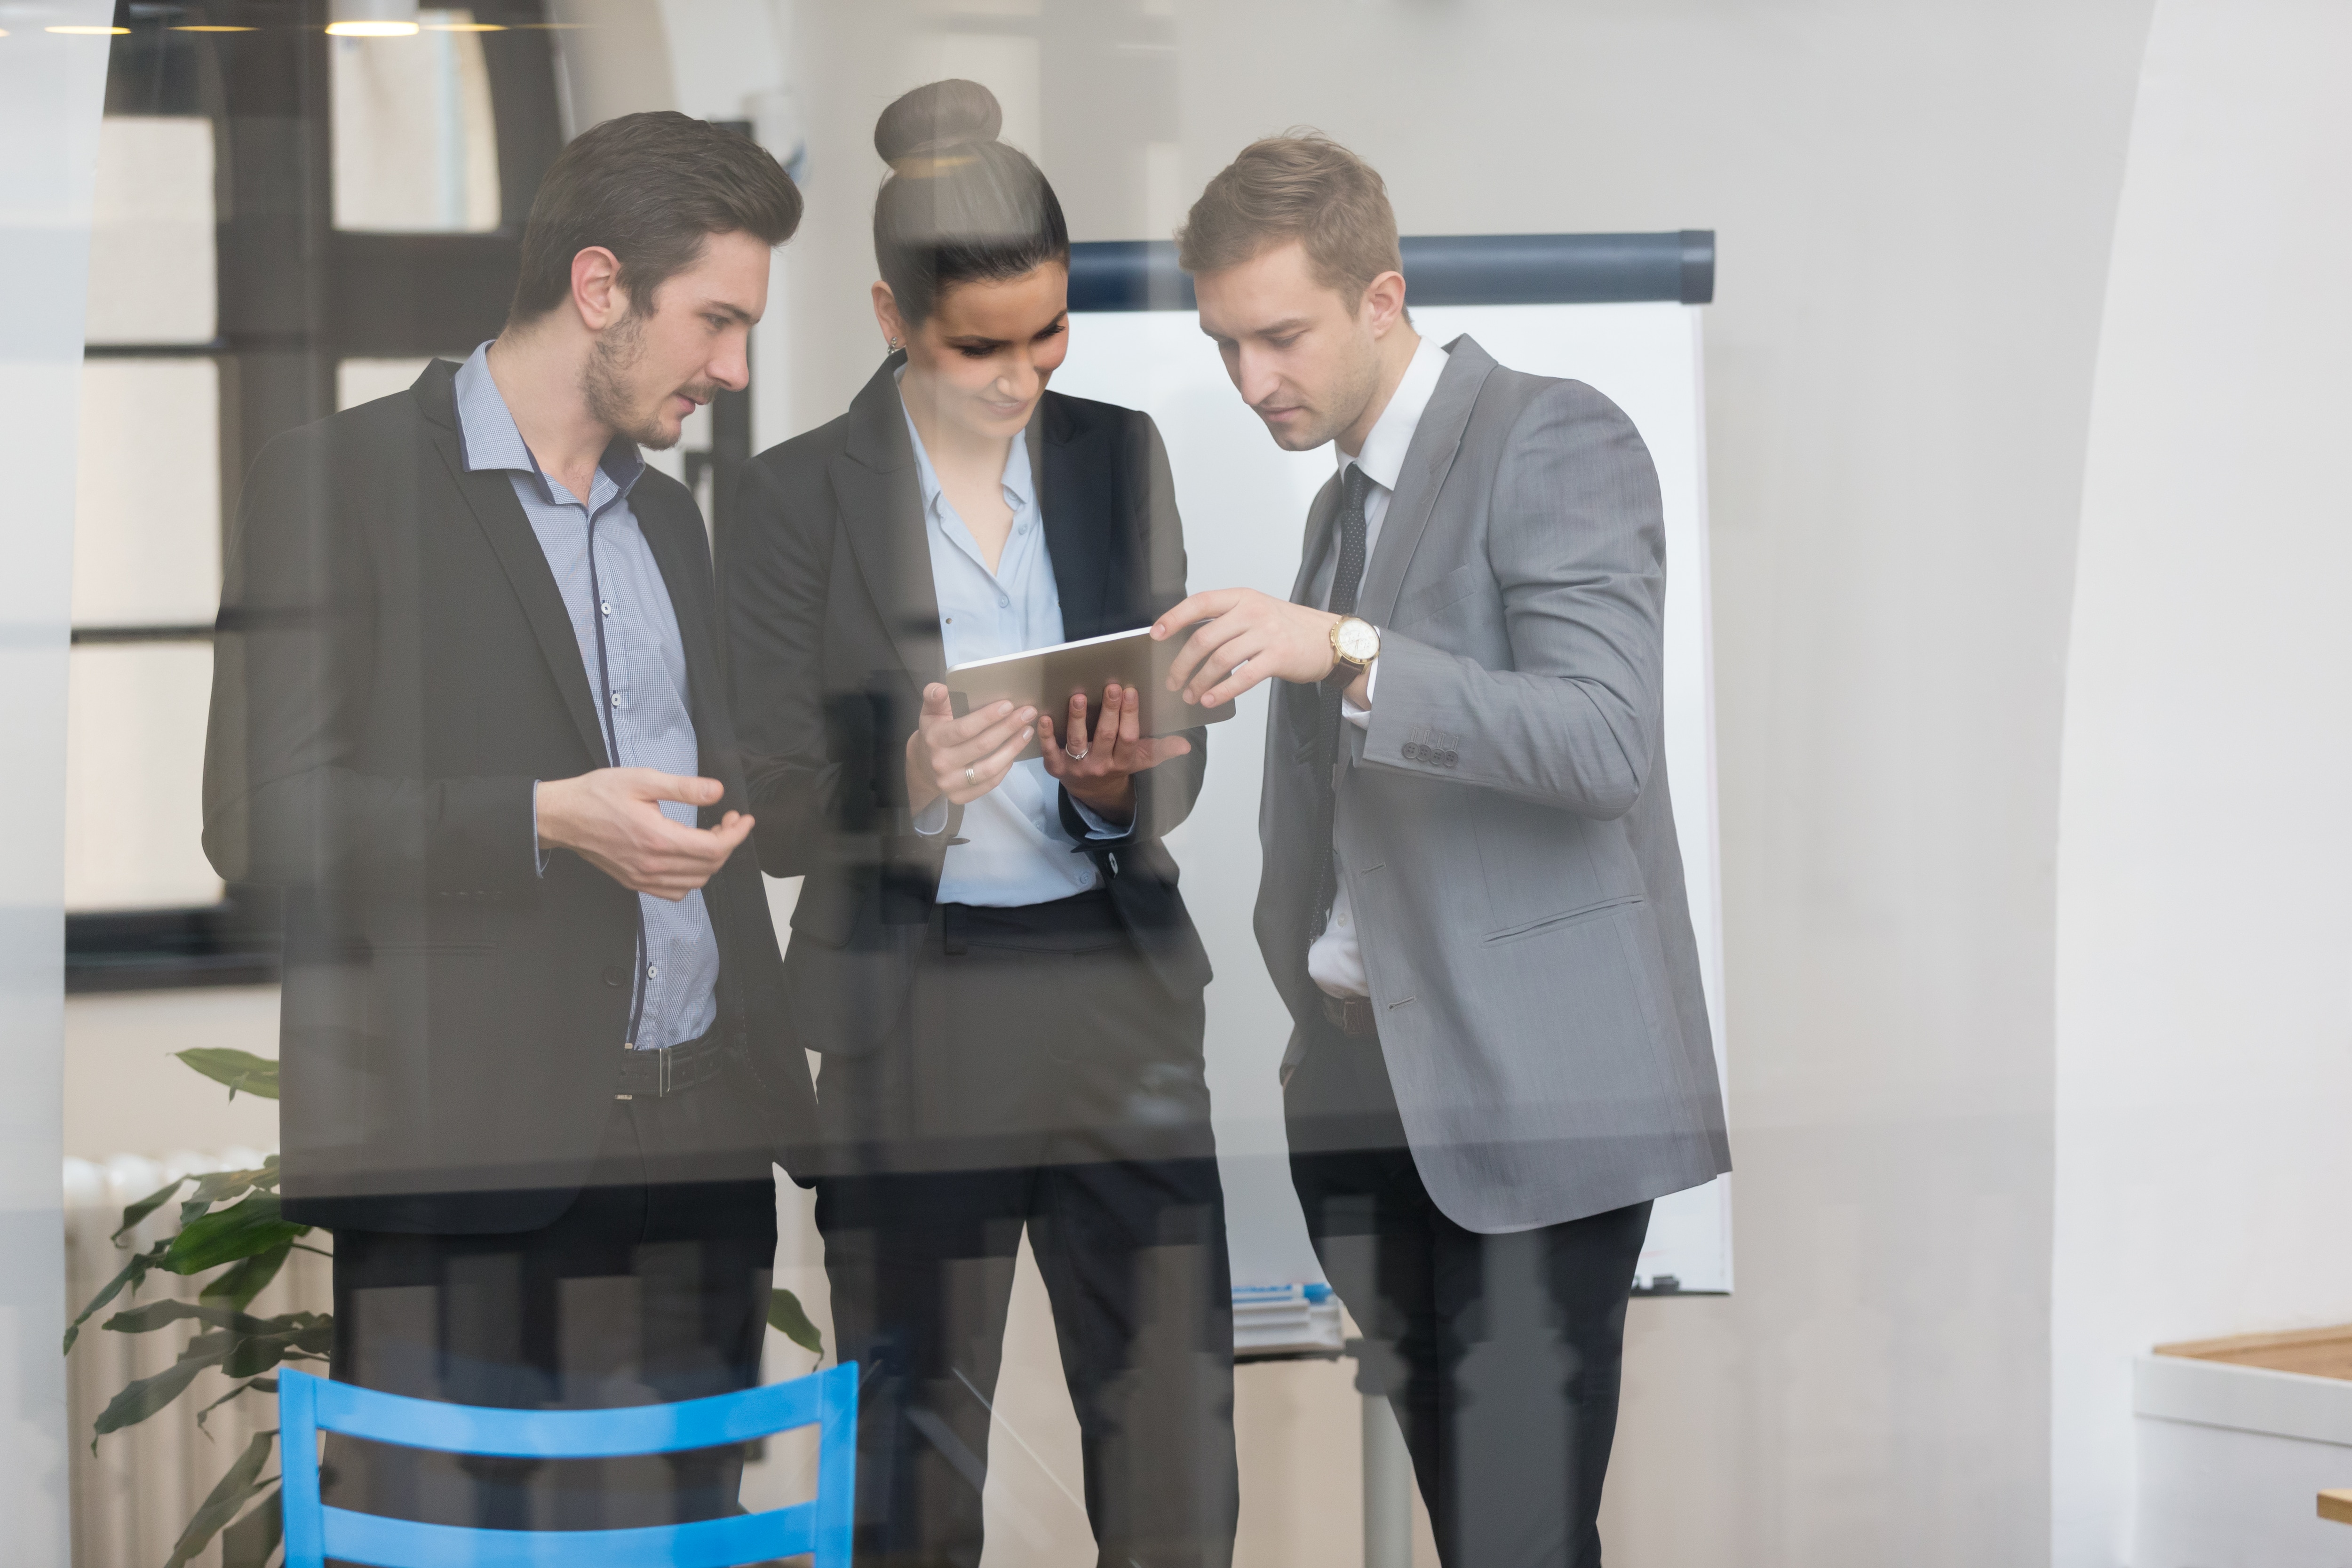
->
[70,0,568,992]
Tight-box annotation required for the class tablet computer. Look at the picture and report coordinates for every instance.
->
[947,624,1237,760]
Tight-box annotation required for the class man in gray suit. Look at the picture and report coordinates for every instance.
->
[1153,135,1730,1566]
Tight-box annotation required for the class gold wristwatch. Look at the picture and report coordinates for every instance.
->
[1328,614,1381,674]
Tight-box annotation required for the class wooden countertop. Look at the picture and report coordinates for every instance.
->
[2154,1323,2352,1383]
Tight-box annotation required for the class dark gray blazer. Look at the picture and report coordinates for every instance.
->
[1259,335,1731,1232]
[723,355,1212,1058]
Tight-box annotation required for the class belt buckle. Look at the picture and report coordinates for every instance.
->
[615,1042,674,1101]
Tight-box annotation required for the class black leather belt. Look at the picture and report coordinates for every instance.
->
[1320,993,1380,1040]
[613,1027,729,1100]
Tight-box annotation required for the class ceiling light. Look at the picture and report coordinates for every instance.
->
[326,0,417,36]
[47,24,132,32]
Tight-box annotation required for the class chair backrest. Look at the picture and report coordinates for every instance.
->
[277,1361,857,1568]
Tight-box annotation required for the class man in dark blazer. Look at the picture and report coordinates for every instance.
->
[1159,136,1731,1567]
[201,113,813,1528]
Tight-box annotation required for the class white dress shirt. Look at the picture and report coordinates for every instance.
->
[1305,334,1450,999]
[901,392,1116,907]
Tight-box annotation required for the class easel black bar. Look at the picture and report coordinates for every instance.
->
[1068,231,1714,313]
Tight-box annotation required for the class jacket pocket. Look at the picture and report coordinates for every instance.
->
[1483,893,1644,946]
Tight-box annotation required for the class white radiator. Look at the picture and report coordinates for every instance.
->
[63,1150,329,1568]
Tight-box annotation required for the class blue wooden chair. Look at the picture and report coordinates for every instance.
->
[277,1361,857,1568]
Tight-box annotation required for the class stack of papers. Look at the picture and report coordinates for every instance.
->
[1232,1282,1343,1358]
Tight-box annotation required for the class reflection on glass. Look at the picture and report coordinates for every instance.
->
[72,358,220,628]
[65,643,221,911]
[336,355,439,410]
[85,115,215,345]
[331,9,501,232]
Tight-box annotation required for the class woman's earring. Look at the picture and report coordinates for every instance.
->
[887,336,902,351]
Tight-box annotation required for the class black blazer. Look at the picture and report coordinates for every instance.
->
[202,360,815,1234]
[723,355,1212,1057]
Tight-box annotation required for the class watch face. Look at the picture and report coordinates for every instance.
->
[1337,618,1381,663]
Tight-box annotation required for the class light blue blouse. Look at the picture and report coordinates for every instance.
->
[903,398,1114,907]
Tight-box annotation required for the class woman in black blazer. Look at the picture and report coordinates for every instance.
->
[722,80,1237,1568]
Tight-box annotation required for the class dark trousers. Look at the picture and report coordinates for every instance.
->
[324,1084,777,1536]
[814,891,1238,1568]
[1287,1025,1652,1568]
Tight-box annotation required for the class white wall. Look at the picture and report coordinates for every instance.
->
[2051,3,2352,1563]
[0,4,122,1560]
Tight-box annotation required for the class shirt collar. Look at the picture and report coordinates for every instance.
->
[896,370,1036,518]
[1340,334,1450,492]
[452,341,646,504]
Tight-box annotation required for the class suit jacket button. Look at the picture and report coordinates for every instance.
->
[601,964,627,988]
[1442,750,1459,768]
[1403,742,1421,762]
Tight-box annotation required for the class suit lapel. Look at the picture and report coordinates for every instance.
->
[835,355,948,684]
[1357,335,1494,627]
[1036,393,1111,637]
[416,372,611,767]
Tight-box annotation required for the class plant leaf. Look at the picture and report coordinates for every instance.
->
[175,1048,281,1101]
[219,1486,283,1568]
[201,1238,294,1312]
[166,1194,308,1275]
[768,1287,823,1357]
[176,1166,274,1230]
[221,1329,302,1380]
[93,1342,228,1441]
[63,1244,167,1354]
[164,1432,276,1568]
[113,1178,190,1243]
[102,1299,277,1338]
[194,1376,277,1432]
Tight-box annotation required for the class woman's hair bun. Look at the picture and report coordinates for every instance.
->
[874,79,1003,165]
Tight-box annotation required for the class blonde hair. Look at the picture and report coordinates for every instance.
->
[1176,132,1402,303]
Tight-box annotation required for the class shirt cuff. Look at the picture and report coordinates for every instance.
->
[913,794,950,836]
[1070,796,1132,839]
[1341,656,1378,729]
[532,780,549,876]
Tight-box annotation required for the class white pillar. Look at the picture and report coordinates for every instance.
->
[0,3,116,1562]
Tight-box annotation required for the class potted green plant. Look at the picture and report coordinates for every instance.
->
[64,1048,823,1568]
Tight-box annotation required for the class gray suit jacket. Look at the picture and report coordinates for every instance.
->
[1257,335,1731,1233]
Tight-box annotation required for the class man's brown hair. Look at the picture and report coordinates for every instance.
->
[1175,131,1402,303]
[510,111,803,324]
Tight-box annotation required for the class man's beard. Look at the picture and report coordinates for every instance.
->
[581,312,713,451]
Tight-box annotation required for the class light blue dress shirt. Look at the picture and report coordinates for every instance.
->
[453,344,721,1050]
[901,394,1114,907]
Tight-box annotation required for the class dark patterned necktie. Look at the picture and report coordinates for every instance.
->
[1309,463,1373,941]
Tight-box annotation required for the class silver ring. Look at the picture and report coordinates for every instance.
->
[964,765,976,786]
[1066,745,1089,761]
[1235,659,1249,672]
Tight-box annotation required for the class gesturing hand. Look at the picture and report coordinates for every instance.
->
[1151,588,1350,708]
[1038,682,1193,827]
[906,684,1039,816]
[534,768,753,900]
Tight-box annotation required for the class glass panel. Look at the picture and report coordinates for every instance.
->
[64,642,221,911]
[83,115,215,346]
[71,358,220,629]
[338,355,440,410]
[331,10,501,233]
